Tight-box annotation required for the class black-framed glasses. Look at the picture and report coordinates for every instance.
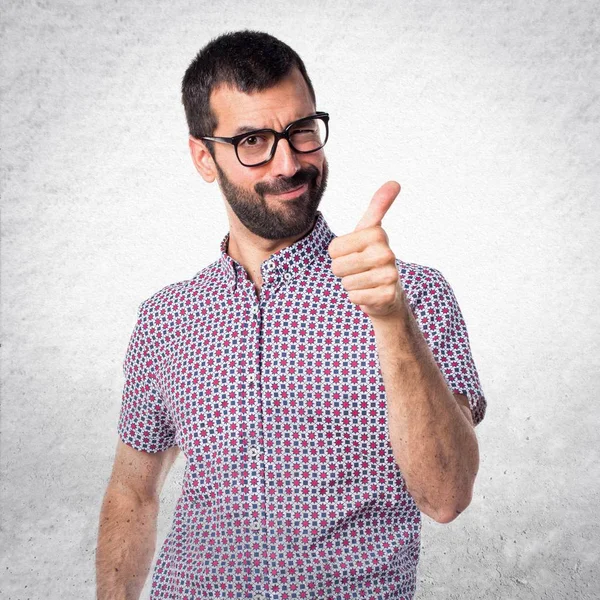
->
[200,111,329,167]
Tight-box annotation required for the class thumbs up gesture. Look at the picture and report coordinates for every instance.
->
[327,181,406,320]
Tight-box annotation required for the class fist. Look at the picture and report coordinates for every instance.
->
[327,181,406,320]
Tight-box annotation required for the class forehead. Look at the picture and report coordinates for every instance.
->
[209,68,316,133]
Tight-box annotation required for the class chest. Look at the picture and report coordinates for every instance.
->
[156,276,391,468]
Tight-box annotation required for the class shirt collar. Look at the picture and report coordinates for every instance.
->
[219,211,335,293]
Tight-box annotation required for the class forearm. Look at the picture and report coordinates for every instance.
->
[371,299,479,523]
[96,487,159,600]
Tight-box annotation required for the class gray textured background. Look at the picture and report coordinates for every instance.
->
[1,1,599,598]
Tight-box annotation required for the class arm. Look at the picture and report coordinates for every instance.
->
[327,181,485,523]
[371,301,479,524]
[96,439,180,600]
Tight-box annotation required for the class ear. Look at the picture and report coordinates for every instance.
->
[188,136,217,183]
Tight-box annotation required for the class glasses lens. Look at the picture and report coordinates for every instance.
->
[237,131,276,166]
[289,117,328,153]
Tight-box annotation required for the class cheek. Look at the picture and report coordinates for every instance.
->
[222,162,261,191]
[316,157,328,184]
[305,153,325,177]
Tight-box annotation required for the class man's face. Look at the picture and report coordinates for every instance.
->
[208,69,328,240]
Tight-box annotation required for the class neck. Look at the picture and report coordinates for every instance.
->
[226,213,315,292]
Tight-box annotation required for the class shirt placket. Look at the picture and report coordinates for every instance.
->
[259,262,292,600]
[241,259,281,600]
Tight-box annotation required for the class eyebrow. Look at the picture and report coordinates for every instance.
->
[231,124,267,136]
[230,114,315,137]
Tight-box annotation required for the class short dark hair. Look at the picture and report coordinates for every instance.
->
[181,30,316,146]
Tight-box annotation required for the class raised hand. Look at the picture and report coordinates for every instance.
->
[327,181,405,320]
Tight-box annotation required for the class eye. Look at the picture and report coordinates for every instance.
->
[290,121,318,139]
[291,124,316,135]
[239,134,269,148]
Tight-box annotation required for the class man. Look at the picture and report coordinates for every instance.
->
[96,30,486,600]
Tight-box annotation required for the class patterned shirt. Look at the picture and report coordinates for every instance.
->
[117,210,486,600]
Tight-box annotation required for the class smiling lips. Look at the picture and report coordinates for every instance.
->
[268,183,309,199]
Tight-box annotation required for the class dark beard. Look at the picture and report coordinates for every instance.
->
[215,159,328,240]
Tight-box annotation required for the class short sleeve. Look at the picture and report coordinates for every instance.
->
[117,301,177,452]
[401,264,487,426]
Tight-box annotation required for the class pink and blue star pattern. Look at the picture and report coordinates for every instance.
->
[117,211,486,600]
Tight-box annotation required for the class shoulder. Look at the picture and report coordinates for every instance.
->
[396,259,454,302]
[137,259,223,319]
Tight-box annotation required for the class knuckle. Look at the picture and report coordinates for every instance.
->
[385,268,398,285]
[369,226,387,244]
[383,247,396,263]
[374,246,395,267]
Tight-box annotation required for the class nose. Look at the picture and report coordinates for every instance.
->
[269,138,301,177]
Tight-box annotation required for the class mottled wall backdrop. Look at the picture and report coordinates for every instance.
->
[1,1,598,598]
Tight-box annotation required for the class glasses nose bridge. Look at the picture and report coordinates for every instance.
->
[270,128,297,160]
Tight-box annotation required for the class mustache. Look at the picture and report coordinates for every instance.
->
[254,165,320,196]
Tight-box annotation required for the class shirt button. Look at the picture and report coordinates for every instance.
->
[248,445,259,458]
[251,305,259,315]
[253,594,266,600]
[250,519,261,531]
[248,373,256,385]
[284,271,292,280]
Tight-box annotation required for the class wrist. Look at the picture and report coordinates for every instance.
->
[369,292,413,331]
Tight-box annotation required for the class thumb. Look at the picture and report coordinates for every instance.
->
[354,181,401,232]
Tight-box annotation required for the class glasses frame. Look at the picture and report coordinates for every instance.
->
[199,111,330,167]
